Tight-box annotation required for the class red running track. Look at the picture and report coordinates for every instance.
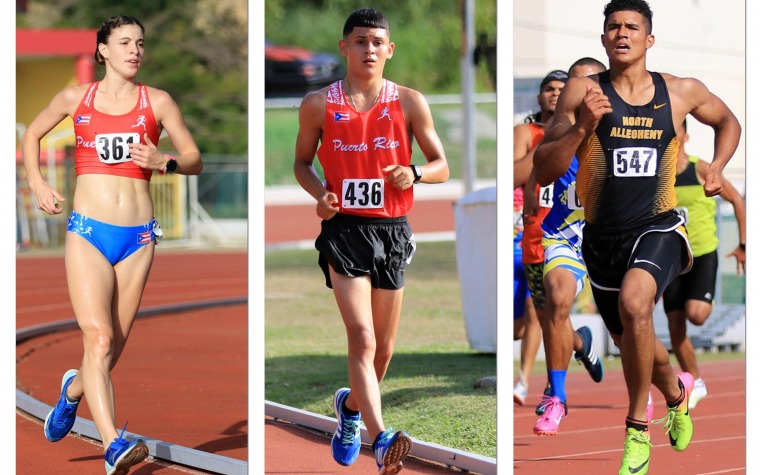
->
[265,199,457,245]
[16,250,247,474]
[513,359,746,474]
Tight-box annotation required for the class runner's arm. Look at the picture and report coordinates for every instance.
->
[293,91,339,219]
[697,159,746,273]
[513,124,534,188]
[534,77,610,186]
[404,89,449,184]
[148,89,203,175]
[21,86,79,215]
[679,78,741,197]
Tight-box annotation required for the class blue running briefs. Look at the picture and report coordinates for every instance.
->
[67,211,160,265]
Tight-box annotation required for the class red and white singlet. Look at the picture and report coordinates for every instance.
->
[73,82,160,181]
[317,79,413,218]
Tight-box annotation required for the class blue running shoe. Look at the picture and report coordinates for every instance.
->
[104,423,149,475]
[575,326,604,383]
[535,384,552,415]
[374,428,412,474]
[44,369,80,442]
[331,388,363,466]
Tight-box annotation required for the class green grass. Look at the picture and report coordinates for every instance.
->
[264,102,497,186]
[265,241,497,457]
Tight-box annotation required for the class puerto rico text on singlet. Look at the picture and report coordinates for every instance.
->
[317,80,413,218]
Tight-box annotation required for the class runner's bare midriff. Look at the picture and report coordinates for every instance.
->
[72,174,154,225]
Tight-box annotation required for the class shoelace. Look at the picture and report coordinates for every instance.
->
[53,404,77,424]
[652,409,677,433]
[627,430,652,445]
[340,418,362,445]
[623,430,652,459]
[375,427,395,462]
[535,395,556,414]
[106,422,132,465]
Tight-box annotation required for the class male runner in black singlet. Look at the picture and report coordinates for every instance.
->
[533,1,741,473]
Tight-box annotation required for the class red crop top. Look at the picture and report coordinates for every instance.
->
[73,82,160,181]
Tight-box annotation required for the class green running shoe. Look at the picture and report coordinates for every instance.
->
[618,428,651,475]
[652,372,694,451]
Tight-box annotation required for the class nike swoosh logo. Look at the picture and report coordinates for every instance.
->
[553,417,562,425]
[633,258,661,270]
[654,103,667,109]
[629,457,650,473]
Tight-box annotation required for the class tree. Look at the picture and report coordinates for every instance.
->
[19,0,248,155]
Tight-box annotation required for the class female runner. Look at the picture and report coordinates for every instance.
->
[22,15,202,475]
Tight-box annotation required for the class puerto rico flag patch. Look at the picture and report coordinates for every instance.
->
[334,112,350,123]
[75,115,91,125]
[137,231,152,244]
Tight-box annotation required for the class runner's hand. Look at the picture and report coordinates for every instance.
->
[382,165,414,190]
[578,85,612,136]
[522,187,538,226]
[725,246,746,275]
[129,134,163,170]
[703,167,723,197]
[316,191,339,220]
[29,179,65,215]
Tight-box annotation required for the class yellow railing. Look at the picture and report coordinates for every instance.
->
[149,173,185,240]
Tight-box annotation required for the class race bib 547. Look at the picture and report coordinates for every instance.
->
[613,147,657,177]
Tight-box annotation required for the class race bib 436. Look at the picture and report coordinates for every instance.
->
[342,179,384,209]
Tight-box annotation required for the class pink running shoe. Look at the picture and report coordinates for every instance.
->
[677,372,695,402]
[647,390,654,424]
[533,396,567,436]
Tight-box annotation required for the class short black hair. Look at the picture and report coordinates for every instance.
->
[568,57,607,75]
[603,0,653,34]
[343,8,390,37]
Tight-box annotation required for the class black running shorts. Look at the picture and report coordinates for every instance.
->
[315,213,415,290]
[582,212,693,335]
[662,249,718,312]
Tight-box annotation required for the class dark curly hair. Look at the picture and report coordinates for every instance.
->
[603,0,653,34]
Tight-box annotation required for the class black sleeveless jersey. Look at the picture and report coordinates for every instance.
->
[674,160,699,187]
[576,71,679,230]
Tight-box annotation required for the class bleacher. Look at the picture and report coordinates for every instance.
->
[605,303,746,356]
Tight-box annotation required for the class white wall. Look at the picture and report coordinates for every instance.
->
[513,0,746,187]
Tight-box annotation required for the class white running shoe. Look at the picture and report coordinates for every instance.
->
[688,377,708,409]
[514,379,528,406]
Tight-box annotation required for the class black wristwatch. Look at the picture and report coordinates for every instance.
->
[163,155,178,175]
[739,242,746,251]
[411,164,423,183]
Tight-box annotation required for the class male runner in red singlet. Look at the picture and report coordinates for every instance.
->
[293,8,449,474]
[534,1,741,472]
